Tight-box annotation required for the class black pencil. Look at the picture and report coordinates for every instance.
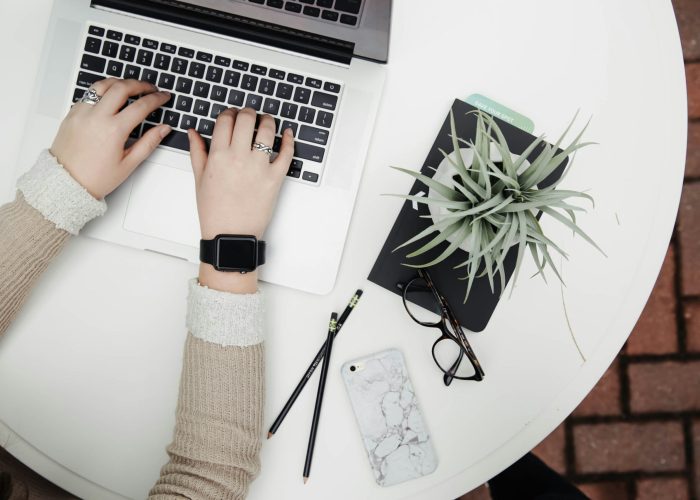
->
[267,289,363,438]
[303,312,337,484]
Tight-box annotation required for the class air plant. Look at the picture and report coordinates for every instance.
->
[389,110,605,302]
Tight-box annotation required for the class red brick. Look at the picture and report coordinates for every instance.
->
[687,122,700,179]
[576,481,629,500]
[637,478,689,500]
[573,422,685,473]
[627,246,678,354]
[688,64,700,119]
[629,360,700,412]
[685,301,700,351]
[693,420,700,499]
[457,484,491,500]
[533,423,566,474]
[673,0,700,60]
[573,360,621,415]
[679,183,700,295]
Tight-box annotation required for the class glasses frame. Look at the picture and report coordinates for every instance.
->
[399,268,485,385]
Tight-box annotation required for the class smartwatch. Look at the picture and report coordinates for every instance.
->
[199,235,266,273]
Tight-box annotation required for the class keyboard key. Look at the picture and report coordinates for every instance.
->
[303,6,320,17]
[321,10,339,21]
[205,66,223,83]
[106,30,123,41]
[106,60,124,77]
[263,98,280,115]
[124,65,141,79]
[141,69,158,84]
[228,89,245,106]
[299,0,315,4]
[233,60,249,71]
[269,69,285,80]
[84,37,101,54]
[299,106,316,123]
[267,0,283,7]
[125,34,140,45]
[88,26,105,37]
[163,93,175,108]
[210,103,228,118]
[251,64,267,75]
[287,166,301,178]
[101,41,118,58]
[317,0,332,7]
[137,49,154,66]
[311,91,338,110]
[275,83,293,99]
[193,99,211,116]
[160,42,176,53]
[340,13,358,25]
[291,158,303,170]
[259,78,275,95]
[245,94,263,111]
[316,110,333,128]
[287,73,303,84]
[323,81,340,93]
[196,51,213,62]
[335,0,361,14]
[164,110,181,127]
[281,102,298,119]
[178,47,195,58]
[157,73,175,90]
[214,55,231,67]
[154,54,171,70]
[305,77,322,89]
[176,96,193,112]
[299,124,329,145]
[180,115,197,130]
[76,71,102,88]
[211,85,227,102]
[193,81,210,97]
[80,54,106,73]
[118,45,136,62]
[249,0,264,3]
[146,107,163,123]
[293,87,311,104]
[242,75,258,91]
[295,142,324,162]
[285,2,302,12]
[142,38,159,49]
[281,120,298,136]
[197,119,215,136]
[176,77,193,94]
[72,87,84,102]
[188,62,206,79]
[302,171,319,183]
[273,136,282,152]
[161,130,189,150]
[223,70,241,87]
[171,57,188,74]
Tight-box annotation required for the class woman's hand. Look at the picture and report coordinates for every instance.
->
[51,78,172,199]
[189,107,294,293]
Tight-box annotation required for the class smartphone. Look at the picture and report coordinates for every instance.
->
[341,348,438,487]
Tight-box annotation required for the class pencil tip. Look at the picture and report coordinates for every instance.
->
[303,477,308,484]
[267,432,273,439]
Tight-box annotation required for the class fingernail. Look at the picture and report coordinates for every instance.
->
[285,127,294,137]
[159,125,172,138]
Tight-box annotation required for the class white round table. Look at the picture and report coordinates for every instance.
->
[0,1,687,498]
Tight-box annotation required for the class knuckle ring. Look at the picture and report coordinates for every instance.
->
[79,87,102,106]
[252,141,274,160]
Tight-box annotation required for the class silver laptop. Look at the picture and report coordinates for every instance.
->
[13,0,390,294]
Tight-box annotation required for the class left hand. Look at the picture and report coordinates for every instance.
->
[50,78,172,199]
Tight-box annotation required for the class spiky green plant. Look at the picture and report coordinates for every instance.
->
[389,110,605,302]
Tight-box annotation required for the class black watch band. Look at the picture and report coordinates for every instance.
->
[200,235,266,273]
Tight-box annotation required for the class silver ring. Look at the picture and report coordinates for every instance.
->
[252,141,274,159]
[79,87,102,106]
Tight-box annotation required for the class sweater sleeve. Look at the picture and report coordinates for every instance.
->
[149,280,265,500]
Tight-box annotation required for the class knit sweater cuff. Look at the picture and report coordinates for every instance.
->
[186,278,264,347]
[16,150,107,235]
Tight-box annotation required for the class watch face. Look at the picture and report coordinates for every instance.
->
[216,236,257,272]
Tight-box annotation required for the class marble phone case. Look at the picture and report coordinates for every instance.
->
[341,349,438,487]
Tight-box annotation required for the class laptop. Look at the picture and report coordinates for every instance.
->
[13,0,390,294]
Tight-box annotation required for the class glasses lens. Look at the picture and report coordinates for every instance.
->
[404,278,442,325]
[433,337,477,379]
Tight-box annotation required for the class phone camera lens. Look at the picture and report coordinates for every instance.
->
[350,365,356,372]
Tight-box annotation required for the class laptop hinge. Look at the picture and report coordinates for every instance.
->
[90,0,355,64]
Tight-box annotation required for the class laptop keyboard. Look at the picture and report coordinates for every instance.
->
[242,0,363,28]
[73,24,345,185]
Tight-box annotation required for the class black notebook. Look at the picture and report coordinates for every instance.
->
[368,99,567,332]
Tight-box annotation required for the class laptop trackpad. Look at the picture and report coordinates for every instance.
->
[123,162,199,247]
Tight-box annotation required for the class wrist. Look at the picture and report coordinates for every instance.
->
[198,263,258,294]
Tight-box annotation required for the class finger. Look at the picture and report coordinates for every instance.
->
[122,124,171,172]
[230,107,257,155]
[188,129,208,184]
[117,91,171,132]
[253,114,276,161]
[211,108,237,152]
[271,126,295,173]
[98,79,159,115]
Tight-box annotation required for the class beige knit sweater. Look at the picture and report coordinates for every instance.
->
[0,151,264,500]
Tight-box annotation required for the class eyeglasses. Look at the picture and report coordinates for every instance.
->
[397,269,485,386]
